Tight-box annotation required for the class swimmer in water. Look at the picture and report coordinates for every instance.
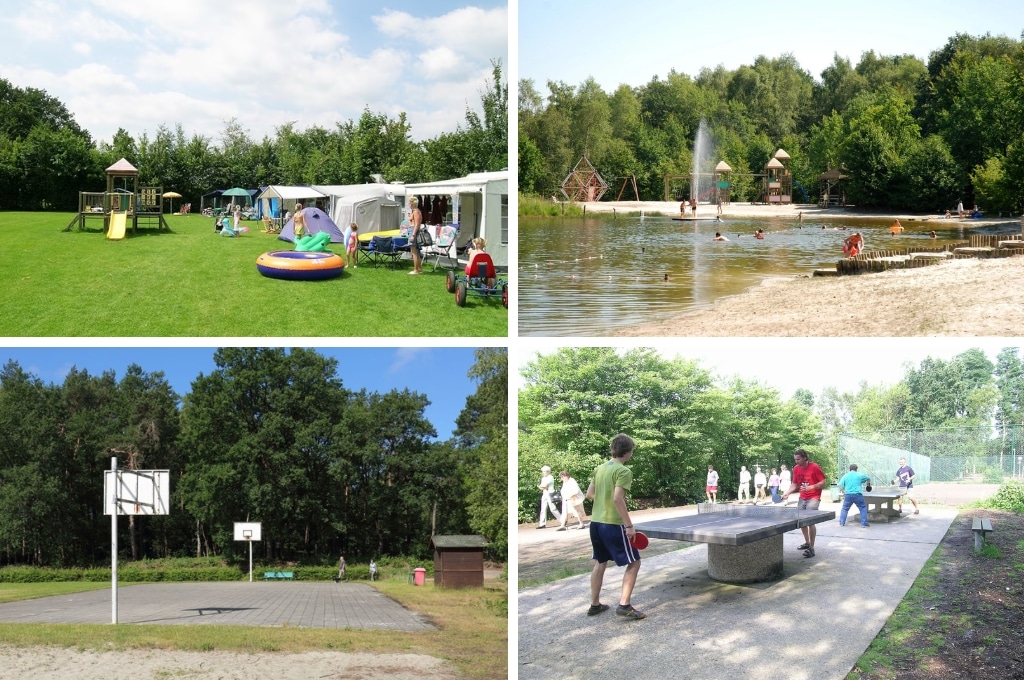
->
[713,232,729,241]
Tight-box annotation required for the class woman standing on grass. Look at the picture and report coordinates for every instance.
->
[408,197,424,275]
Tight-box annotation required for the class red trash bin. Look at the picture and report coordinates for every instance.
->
[413,567,426,586]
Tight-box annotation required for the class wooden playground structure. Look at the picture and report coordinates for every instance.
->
[64,158,170,237]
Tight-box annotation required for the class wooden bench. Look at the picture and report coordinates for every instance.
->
[263,571,294,580]
[972,518,993,552]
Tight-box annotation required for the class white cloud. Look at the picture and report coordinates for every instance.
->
[390,348,431,374]
[72,42,91,55]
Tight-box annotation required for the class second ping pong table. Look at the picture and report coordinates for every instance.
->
[635,503,835,584]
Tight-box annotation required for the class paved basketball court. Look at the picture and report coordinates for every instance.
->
[0,582,434,631]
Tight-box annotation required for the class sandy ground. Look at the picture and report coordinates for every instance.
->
[0,647,457,680]
[575,202,1024,337]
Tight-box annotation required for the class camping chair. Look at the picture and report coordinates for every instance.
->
[369,235,407,269]
[426,225,459,271]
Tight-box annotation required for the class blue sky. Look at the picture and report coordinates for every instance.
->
[517,339,1024,402]
[0,0,507,144]
[519,0,1024,90]
[1,347,491,440]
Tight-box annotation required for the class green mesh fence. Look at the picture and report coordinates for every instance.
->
[838,425,1024,486]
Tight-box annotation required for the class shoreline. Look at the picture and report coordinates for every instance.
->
[617,255,1024,336]
[565,200,1022,226]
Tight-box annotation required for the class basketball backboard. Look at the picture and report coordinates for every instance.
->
[234,522,262,541]
[104,469,170,515]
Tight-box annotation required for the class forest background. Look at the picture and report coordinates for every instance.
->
[0,347,509,567]
[517,346,1024,522]
[518,32,1024,213]
[0,63,507,212]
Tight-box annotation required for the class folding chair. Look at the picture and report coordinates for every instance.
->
[370,236,405,269]
[426,225,460,271]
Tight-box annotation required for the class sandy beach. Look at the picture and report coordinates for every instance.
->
[570,201,1024,337]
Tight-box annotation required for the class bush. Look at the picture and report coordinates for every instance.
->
[981,480,1024,513]
[981,466,1006,484]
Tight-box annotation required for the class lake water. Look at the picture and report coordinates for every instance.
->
[518,214,979,336]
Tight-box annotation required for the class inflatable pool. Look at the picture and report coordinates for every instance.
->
[256,251,345,281]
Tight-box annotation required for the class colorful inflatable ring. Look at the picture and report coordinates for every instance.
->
[256,251,345,281]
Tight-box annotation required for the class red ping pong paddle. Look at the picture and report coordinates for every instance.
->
[630,531,649,549]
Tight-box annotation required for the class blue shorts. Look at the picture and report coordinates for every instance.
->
[590,522,640,567]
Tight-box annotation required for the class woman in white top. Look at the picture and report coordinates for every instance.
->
[557,471,587,530]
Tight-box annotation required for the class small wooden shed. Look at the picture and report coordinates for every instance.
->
[429,534,488,589]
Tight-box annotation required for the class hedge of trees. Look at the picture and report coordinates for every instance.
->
[517,347,1024,522]
[519,33,1024,212]
[0,347,508,567]
[0,62,507,212]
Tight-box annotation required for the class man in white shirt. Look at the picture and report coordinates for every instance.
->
[537,465,562,529]
[738,466,751,501]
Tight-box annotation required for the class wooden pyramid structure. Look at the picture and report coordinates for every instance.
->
[561,155,608,202]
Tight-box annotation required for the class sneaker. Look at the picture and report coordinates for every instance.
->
[556,526,567,531]
[616,604,646,620]
[860,524,870,528]
[536,525,547,529]
[587,604,610,616]
[838,523,845,526]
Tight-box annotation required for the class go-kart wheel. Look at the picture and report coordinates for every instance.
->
[501,283,508,308]
[455,281,468,307]
[445,270,458,293]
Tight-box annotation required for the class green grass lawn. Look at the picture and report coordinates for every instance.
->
[0,212,508,337]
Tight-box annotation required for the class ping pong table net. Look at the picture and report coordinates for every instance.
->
[697,503,802,518]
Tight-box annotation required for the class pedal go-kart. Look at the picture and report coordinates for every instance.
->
[445,253,508,308]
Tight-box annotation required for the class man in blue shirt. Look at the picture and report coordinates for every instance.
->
[837,464,872,527]
[895,458,920,515]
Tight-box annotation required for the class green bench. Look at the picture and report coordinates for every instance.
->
[971,517,993,552]
[263,571,294,580]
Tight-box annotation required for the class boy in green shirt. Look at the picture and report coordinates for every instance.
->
[585,433,645,619]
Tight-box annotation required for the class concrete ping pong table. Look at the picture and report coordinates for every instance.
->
[635,503,835,584]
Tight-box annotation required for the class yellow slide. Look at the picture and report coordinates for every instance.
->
[107,211,127,240]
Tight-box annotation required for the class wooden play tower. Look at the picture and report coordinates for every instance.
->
[64,158,170,234]
[561,155,608,202]
[762,149,793,204]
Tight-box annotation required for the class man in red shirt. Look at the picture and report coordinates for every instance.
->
[781,448,826,558]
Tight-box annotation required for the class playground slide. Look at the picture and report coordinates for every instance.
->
[107,211,127,240]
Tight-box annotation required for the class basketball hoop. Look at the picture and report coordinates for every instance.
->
[243,529,253,540]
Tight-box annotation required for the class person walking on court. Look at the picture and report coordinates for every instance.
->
[537,465,562,529]
[335,554,346,582]
[837,464,872,527]
[738,465,751,501]
[706,465,719,503]
[369,559,377,581]
[586,433,645,620]
[779,464,792,503]
[557,470,588,530]
[768,468,781,503]
[781,449,826,558]
[895,457,920,515]
[753,466,767,503]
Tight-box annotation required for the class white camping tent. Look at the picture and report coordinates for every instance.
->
[256,185,328,219]
[313,184,406,235]
[330,193,402,234]
[404,171,508,268]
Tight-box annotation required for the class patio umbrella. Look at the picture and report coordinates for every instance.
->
[221,187,251,209]
[162,191,182,213]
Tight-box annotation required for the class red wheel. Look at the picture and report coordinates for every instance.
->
[445,270,458,293]
[501,283,508,308]
[455,281,468,307]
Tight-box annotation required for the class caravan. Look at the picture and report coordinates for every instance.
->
[404,171,508,269]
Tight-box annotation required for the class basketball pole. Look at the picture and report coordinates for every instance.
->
[111,456,118,625]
